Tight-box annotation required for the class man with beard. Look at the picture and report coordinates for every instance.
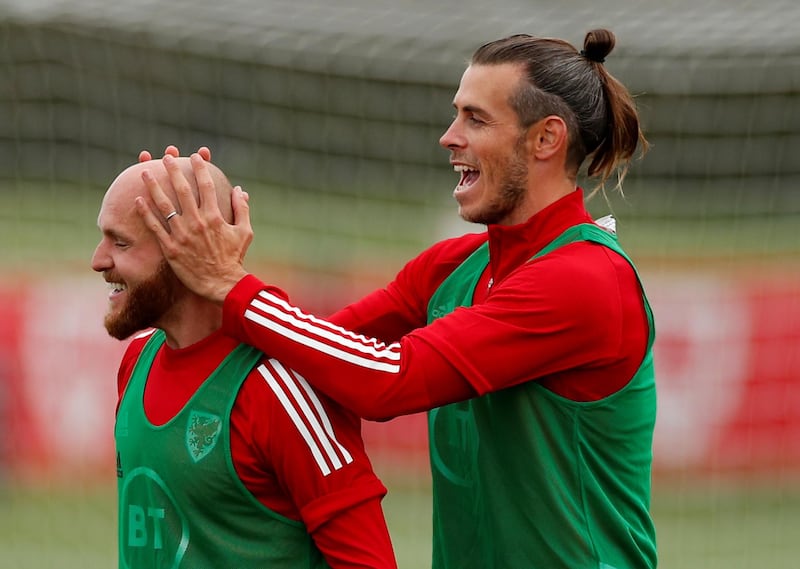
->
[91,158,397,569]
[140,29,657,569]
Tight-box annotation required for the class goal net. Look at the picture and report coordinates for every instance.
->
[1,1,799,567]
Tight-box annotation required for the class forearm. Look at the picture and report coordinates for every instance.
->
[222,275,476,420]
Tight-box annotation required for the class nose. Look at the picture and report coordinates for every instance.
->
[90,240,111,273]
[439,119,464,150]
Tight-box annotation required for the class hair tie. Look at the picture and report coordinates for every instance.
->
[580,49,605,64]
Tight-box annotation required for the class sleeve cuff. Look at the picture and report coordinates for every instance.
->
[222,273,266,340]
[222,274,293,342]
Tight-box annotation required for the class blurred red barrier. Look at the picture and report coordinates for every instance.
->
[1,272,798,480]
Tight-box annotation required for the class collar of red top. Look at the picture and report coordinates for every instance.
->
[157,328,240,372]
[485,188,593,286]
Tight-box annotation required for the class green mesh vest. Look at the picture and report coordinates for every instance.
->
[115,330,330,569]
[426,224,657,569]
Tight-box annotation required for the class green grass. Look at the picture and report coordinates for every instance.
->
[2,477,799,568]
[0,482,116,569]
[652,479,800,569]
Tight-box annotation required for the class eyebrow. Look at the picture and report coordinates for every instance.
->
[456,102,493,119]
[101,227,133,242]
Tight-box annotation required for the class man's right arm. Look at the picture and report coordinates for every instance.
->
[329,233,488,340]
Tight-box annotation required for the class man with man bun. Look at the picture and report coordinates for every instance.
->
[141,29,657,569]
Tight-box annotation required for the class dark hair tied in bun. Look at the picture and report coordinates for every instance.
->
[581,29,615,64]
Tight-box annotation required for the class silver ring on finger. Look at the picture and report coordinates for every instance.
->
[165,211,179,222]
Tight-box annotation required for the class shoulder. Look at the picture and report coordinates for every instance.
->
[529,238,634,282]
[240,358,360,435]
[237,359,367,479]
[494,240,638,309]
[502,240,642,325]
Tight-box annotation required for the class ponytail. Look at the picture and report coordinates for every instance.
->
[581,29,648,188]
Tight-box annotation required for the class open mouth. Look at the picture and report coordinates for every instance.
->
[454,164,480,191]
[107,281,127,300]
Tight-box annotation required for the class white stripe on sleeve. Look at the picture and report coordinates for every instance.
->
[245,293,401,373]
[257,291,397,353]
[244,302,400,373]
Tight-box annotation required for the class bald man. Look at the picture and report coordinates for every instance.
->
[92,159,397,569]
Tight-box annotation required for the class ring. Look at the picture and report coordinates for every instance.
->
[165,211,179,221]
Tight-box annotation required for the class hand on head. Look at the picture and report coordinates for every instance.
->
[136,153,252,305]
[138,145,212,163]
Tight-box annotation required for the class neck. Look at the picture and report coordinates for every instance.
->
[505,177,576,226]
[158,296,224,349]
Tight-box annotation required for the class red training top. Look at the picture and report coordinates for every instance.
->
[118,329,397,568]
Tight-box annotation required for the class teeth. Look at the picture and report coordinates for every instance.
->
[453,165,477,173]
[107,282,127,293]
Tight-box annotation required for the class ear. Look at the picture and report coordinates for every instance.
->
[528,115,569,161]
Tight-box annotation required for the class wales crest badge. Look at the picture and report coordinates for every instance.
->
[186,410,222,463]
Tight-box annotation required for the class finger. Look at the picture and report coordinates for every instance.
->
[190,153,221,216]
[164,145,180,158]
[139,150,153,162]
[197,146,212,161]
[229,186,253,262]
[141,169,180,225]
[232,186,253,234]
[162,154,199,221]
[232,184,252,248]
[134,194,174,249]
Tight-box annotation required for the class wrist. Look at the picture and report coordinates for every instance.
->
[222,273,268,338]
[208,268,248,305]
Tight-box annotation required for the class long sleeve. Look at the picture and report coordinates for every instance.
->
[328,232,487,340]
[222,235,643,420]
[224,276,476,420]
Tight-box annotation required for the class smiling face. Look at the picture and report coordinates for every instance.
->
[439,63,533,226]
[90,164,185,340]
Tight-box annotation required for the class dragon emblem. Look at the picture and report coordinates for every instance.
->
[186,411,222,463]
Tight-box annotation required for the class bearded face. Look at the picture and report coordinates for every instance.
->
[104,260,184,340]
[461,136,529,226]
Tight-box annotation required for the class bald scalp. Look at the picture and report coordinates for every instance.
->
[109,157,234,224]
